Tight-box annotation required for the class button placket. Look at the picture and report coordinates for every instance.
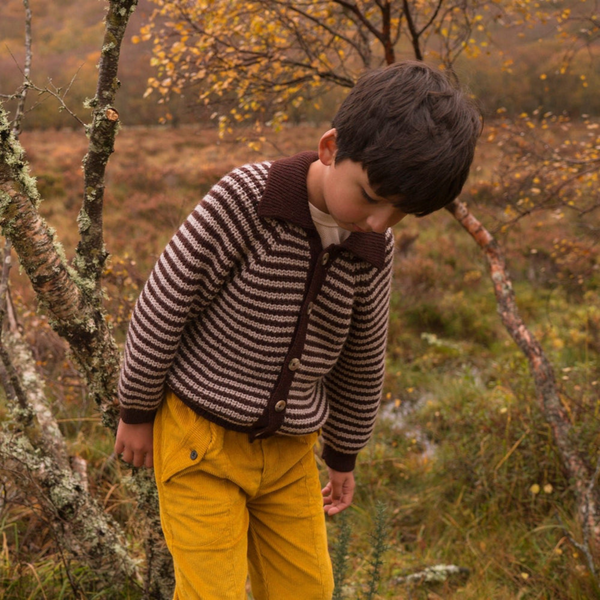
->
[253,241,334,439]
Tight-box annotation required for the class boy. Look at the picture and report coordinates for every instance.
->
[115,60,481,599]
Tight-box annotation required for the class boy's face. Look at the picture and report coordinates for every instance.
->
[310,129,407,234]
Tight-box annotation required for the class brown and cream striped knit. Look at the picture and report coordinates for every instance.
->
[118,151,394,472]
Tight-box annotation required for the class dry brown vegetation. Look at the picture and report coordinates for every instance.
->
[1,120,598,598]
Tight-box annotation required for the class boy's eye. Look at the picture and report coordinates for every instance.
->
[361,189,378,204]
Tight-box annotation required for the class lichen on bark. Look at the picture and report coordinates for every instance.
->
[0,331,140,586]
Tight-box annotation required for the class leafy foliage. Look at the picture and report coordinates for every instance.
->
[141,0,509,131]
[141,0,600,133]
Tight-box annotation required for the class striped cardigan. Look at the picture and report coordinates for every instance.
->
[118,151,394,471]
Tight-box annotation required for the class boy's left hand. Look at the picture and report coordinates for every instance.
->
[322,467,355,516]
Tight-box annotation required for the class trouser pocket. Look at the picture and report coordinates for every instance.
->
[154,389,214,484]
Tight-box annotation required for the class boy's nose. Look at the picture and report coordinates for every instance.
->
[366,208,406,233]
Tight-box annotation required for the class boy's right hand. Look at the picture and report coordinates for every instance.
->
[114,420,154,468]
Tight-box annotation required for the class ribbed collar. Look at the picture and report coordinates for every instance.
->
[258,151,387,269]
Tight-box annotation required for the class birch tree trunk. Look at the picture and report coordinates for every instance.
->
[0,0,175,596]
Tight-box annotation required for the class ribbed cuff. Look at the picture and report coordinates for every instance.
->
[322,443,357,472]
[119,406,157,425]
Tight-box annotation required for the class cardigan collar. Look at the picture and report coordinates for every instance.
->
[257,151,387,270]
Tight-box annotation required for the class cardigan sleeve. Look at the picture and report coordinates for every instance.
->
[117,169,261,424]
[320,233,394,471]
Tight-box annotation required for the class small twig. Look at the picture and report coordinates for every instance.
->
[54,539,83,599]
[4,44,26,79]
[4,38,85,130]
[27,77,87,129]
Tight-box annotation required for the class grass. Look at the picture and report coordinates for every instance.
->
[1,122,599,598]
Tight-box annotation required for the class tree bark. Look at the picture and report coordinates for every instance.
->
[0,131,121,431]
[0,331,140,588]
[77,0,138,287]
[446,199,600,551]
[0,0,176,594]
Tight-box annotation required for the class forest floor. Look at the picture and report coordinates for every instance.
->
[1,123,599,599]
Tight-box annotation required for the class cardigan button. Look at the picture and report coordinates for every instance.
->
[321,252,330,266]
[190,450,198,460]
[274,400,287,412]
[288,358,301,371]
[307,302,314,315]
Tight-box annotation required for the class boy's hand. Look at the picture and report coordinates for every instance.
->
[114,420,154,468]
[322,467,355,516]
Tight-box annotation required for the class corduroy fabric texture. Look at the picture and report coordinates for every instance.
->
[154,389,334,600]
[119,151,394,471]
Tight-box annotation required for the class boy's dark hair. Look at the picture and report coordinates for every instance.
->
[332,61,482,216]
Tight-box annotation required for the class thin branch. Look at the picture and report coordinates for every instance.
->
[418,0,445,36]
[76,0,139,286]
[379,0,395,64]
[270,1,365,56]
[332,0,385,42]
[402,0,424,60]
[27,73,87,129]
[12,0,33,137]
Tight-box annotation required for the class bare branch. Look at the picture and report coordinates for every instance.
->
[12,0,33,137]
[26,72,87,129]
[402,0,424,61]
[332,0,384,43]
[271,1,365,57]
[0,107,121,432]
[418,0,445,36]
[379,0,395,64]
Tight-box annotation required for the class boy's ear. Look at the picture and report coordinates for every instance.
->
[318,128,337,166]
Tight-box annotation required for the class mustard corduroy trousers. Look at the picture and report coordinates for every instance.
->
[154,390,335,599]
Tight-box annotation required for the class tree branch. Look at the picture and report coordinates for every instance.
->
[418,0,445,36]
[0,106,121,432]
[379,0,395,65]
[332,0,385,43]
[402,0,424,61]
[446,198,600,554]
[76,0,139,287]
[12,0,33,137]
[26,69,87,129]
[271,1,365,57]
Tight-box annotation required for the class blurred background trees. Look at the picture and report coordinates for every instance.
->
[137,0,599,130]
[1,0,598,128]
